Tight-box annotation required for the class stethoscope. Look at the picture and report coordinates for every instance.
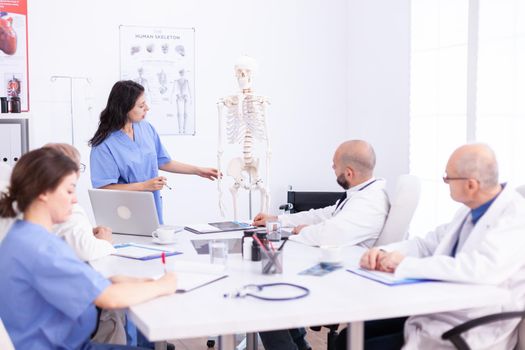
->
[223,283,310,301]
[332,179,379,216]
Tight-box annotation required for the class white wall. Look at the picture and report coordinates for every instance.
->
[26,0,351,225]
[347,0,411,191]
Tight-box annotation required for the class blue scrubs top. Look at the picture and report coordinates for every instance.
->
[90,120,171,224]
[0,220,111,350]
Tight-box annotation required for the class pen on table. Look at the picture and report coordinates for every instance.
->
[161,252,167,273]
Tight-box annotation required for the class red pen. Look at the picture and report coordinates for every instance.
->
[161,252,166,273]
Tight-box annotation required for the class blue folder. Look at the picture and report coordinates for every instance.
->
[113,243,182,260]
[347,267,429,286]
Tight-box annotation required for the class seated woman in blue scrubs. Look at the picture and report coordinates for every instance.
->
[0,148,177,350]
[89,80,219,224]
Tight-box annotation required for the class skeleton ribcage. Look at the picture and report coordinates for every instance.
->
[225,95,267,145]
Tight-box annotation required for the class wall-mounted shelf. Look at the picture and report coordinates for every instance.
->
[0,117,29,166]
[0,112,30,120]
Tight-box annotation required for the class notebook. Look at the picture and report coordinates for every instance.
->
[112,243,182,260]
[175,272,228,293]
[156,261,229,293]
[347,267,428,286]
[185,221,254,234]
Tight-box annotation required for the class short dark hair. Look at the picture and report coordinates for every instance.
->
[0,148,78,217]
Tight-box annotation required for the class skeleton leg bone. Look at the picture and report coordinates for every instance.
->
[227,157,245,221]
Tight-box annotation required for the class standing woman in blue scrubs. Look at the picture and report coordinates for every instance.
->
[0,148,177,350]
[89,80,219,224]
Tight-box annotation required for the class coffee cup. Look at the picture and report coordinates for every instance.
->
[152,227,176,243]
[319,245,342,264]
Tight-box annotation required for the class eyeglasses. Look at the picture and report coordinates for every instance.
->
[442,173,472,184]
[79,163,86,173]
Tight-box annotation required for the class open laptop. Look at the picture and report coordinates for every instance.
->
[89,189,167,236]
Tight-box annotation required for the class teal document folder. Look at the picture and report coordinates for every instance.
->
[347,267,429,286]
[113,243,182,260]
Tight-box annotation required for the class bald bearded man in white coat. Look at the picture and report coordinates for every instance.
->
[345,143,525,350]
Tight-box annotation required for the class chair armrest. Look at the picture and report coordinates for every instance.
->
[442,311,525,350]
[278,203,293,211]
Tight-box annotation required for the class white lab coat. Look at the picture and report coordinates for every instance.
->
[281,178,390,247]
[52,204,115,262]
[382,184,525,350]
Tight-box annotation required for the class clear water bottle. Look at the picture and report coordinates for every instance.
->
[243,236,253,260]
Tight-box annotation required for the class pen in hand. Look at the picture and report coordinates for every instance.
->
[164,183,172,190]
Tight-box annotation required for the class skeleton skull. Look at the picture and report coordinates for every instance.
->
[234,56,258,91]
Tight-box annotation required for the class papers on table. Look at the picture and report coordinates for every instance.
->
[112,243,182,260]
[157,261,228,293]
[347,267,428,286]
[176,272,228,293]
[184,223,221,234]
[185,221,254,234]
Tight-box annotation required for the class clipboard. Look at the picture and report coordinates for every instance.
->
[152,261,229,293]
[112,243,182,260]
[175,273,228,293]
[347,267,428,286]
[185,221,255,234]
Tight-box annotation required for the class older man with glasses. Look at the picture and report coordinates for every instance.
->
[336,143,525,350]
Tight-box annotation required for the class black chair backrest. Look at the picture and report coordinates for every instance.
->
[287,191,345,213]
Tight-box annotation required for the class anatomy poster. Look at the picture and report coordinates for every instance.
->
[120,26,195,135]
[0,0,29,111]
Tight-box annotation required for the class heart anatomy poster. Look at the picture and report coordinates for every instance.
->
[120,26,195,135]
[0,0,29,111]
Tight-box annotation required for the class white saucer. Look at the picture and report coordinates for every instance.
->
[152,237,177,245]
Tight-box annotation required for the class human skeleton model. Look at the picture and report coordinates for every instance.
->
[217,56,271,220]
[172,69,191,133]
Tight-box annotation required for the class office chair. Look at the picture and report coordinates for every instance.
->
[374,174,421,246]
[284,190,345,214]
[441,184,525,350]
[441,311,525,350]
[0,318,15,350]
[310,174,422,350]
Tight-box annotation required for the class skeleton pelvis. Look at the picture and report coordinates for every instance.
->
[227,157,260,184]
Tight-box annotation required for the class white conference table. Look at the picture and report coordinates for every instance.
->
[91,230,509,350]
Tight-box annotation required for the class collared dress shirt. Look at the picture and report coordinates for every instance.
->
[280,177,390,247]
